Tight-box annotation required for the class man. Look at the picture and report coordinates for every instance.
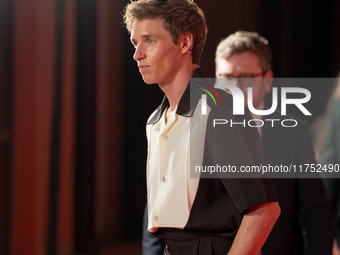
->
[124,1,280,254]
[215,31,333,255]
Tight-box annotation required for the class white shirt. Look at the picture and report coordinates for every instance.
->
[146,100,208,232]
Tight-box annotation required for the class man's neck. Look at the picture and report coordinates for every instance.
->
[160,64,198,112]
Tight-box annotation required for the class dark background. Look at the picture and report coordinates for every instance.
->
[0,0,339,254]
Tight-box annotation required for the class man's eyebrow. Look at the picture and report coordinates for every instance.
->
[140,34,154,39]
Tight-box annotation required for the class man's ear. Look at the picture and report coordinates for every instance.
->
[264,70,274,93]
[179,31,194,55]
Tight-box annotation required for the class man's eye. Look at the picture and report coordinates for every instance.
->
[146,39,155,44]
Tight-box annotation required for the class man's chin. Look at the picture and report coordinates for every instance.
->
[141,76,156,85]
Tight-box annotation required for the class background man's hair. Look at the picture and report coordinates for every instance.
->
[215,31,272,72]
[123,0,207,64]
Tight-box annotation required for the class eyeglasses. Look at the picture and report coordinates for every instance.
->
[216,71,267,87]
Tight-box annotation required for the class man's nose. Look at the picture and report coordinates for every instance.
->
[133,45,146,61]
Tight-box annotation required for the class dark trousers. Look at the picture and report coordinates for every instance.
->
[155,228,233,255]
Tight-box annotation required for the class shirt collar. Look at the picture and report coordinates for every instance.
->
[147,67,208,124]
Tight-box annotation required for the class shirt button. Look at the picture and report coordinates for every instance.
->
[153,215,158,221]
[154,126,160,131]
[163,134,168,140]
[160,175,166,182]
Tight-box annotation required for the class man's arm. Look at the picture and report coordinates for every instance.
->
[227,202,280,255]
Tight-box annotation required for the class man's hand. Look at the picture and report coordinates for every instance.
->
[227,202,280,255]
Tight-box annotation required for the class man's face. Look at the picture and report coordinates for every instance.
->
[130,18,183,86]
[216,51,273,109]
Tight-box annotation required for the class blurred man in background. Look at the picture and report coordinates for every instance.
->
[215,31,332,255]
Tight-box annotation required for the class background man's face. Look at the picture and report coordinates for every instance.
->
[216,51,272,110]
[130,18,183,86]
